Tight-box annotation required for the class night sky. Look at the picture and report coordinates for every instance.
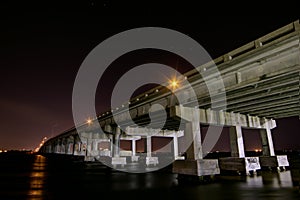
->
[0,2,299,151]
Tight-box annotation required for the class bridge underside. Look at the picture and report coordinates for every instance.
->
[40,20,299,176]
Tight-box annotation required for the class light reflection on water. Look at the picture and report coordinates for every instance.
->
[278,171,294,188]
[27,155,46,200]
[0,154,299,200]
[244,171,293,189]
[233,171,298,200]
[180,171,299,200]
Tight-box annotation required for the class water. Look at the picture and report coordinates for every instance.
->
[0,153,299,200]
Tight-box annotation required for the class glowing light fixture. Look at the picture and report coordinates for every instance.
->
[169,77,179,90]
[87,119,92,125]
[171,80,178,88]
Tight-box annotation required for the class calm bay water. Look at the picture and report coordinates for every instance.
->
[0,153,299,200]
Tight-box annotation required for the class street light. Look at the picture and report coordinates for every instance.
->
[87,118,92,125]
[168,78,180,106]
[170,80,178,88]
[168,78,179,91]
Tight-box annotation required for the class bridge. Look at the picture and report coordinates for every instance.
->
[39,20,299,176]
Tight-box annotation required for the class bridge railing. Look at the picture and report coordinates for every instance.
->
[184,20,300,78]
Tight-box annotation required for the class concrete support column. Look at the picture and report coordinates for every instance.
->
[73,141,80,155]
[132,139,136,156]
[45,146,48,153]
[63,139,68,154]
[66,137,74,155]
[185,120,203,160]
[131,139,139,162]
[260,120,275,156]
[92,139,98,151]
[72,142,75,154]
[145,135,158,166]
[173,134,179,159]
[172,106,220,176]
[111,127,126,166]
[66,142,71,154]
[51,144,55,153]
[87,138,92,156]
[104,125,114,157]
[193,109,202,160]
[59,139,63,153]
[146,136,152,158]
[81,139,87,155]
[110,135,113,157]
[57,139,62,153]
[229,125,245,158]
[55,142,59,153]
[78,142,82,153]
[113,126,121,157]
[74,135,82,155]
[73,137,77,154]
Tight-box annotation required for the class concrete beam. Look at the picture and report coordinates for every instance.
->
[125,126,184,137]
[171,105,276,129]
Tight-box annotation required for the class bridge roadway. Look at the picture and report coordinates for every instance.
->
[40,20,299,176]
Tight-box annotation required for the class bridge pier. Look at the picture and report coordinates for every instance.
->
[111,126,126,166]
[46,144,52,153]
[86,136,92,159]
[109,134,113,157]
[131,139,139,162]
[220,117,261,175]
[90,133,108,157]
[73,135,82,156]
[229,125,245,158]
[61,138,67,154]
[259,119,289,171]
[65,136,74,155]
[96,139,110,156]
[221,124,260,175]
[55,139,62,154]
[260,119,275,157]
[112,127,121,157]
[220,117,289,175]
[172,107,220,177]
[78,134,93,161]
[41,144,51,153]
[173,133,184,160]
[145,135,158,166]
